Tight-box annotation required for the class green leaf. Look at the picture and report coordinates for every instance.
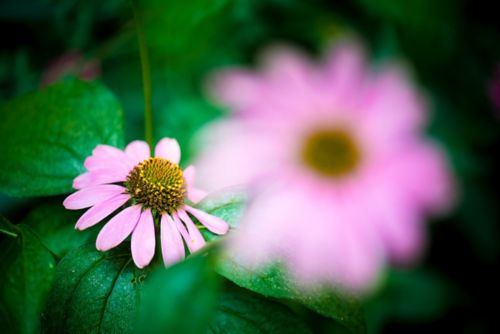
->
[210,284,312,333]
[0,216,57,334]
[137,251,220,334]
[197,190,366,334]
[22,202,96,258]
[0,79,124,197]
[41,244,143,334]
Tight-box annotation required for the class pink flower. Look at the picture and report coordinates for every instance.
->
[40,51,100,87]
[489,65,500,112]
[196,41,455,291]
[63,138,229,268]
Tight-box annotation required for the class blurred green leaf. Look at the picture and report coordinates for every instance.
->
[22,202,97,258]
[137,251,220,334]
[42,244,143,334]
[0,79,124,197]
[196,191,366,334]
[0,216,56,334]
[210,284,312,333]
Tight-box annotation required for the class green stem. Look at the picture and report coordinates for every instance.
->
[0,228,18,238]
[132,1,154,151]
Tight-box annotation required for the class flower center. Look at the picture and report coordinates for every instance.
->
[301,128,360,178]
[126,157,186,214]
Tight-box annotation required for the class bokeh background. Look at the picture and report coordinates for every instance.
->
[1,0,499,332]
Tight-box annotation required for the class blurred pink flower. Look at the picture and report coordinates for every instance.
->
[196,41,455,291]
[63,138,229,268]
[40,51,100,87]
[489,65,500,111]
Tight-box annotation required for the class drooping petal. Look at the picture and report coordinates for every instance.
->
[175,210,206,252]
[187,188,207,204]
[75,194,130,230]
[96,204,141,251]
[73,169,128,189]
[154,138,181,164]
[125,140,151,165]
[131,209,155,268]
[63,185,126,210]
[160,214,185,265]
[184,205,229,235]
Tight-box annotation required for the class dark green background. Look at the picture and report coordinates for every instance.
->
[1,0,499,333]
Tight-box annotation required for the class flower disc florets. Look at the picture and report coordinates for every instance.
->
[126,157,186,214]
[301,129,360,178]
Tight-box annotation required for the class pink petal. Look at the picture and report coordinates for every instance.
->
[323,40,367,108]
[175,210,206,252]
[170,213,190,243]
[63,185,126,210]
[184,205,229,235]
[90,146,132,166]
[131,209,155,268]
[360,66,426,141]
[207,69,262,112]
[82,145,135,177]
[160,214,185,265]
[75,194,130,230]
[93,144,125,157]
[96,204,141,251]
[84,155,132,174]
[187,188,207,204]
[125,140,151,165]
[183,165,196,188]
[154,138,181,164]
[73,169,127,189]
[182,166,208,203]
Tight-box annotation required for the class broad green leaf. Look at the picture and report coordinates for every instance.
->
[196,190,366,333]
[0,79,124,197]
[0,216,57,334]
[41,244,143,334]
[137,251,220,334]
[22,202,96,258]
[209,284,312,333]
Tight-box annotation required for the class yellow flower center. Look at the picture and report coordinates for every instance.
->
[301,128,360,178]
[126,157,186,214]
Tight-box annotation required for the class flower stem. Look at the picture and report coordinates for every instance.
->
[132,1,154,151]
